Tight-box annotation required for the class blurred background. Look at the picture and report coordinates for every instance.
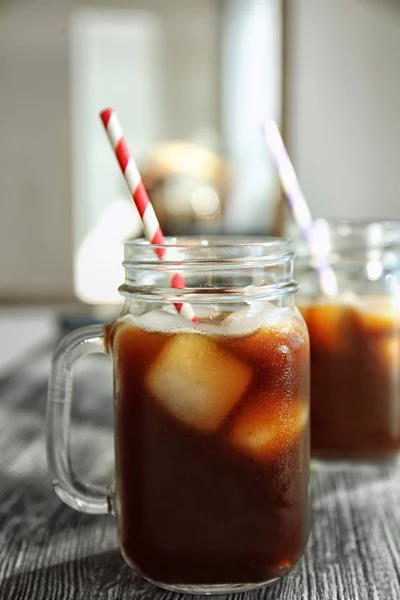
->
[1,0,400,363]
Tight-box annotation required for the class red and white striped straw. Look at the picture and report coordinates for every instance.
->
[100,108,197,322]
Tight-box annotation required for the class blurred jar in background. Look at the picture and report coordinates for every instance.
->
[296,220,400,463]
[141,142,231,236]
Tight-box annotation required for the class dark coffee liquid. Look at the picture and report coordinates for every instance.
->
[109,316,309,585]
[301,298,400,461]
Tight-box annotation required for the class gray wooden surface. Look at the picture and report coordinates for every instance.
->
[1,343,400,599]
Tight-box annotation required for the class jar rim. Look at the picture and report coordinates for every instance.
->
[120,236,297,302]
[315,219,400,235]
[124,236,294,265]
[295,219,400,261]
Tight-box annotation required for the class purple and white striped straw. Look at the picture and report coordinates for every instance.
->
[262,120,338,297]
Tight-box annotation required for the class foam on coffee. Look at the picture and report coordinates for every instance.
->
[119,301,297,338]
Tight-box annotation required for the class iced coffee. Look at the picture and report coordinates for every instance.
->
[107,303,310,586]
[300,295,400,461]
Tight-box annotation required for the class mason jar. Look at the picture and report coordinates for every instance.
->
[296,220,400,463]
[47,236,310,594]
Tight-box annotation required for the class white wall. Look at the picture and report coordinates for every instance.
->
[0,0,221,301]
[222,0,281,233]
[3,0,400,300]
[0,1,73,299]
[286,0,400,221]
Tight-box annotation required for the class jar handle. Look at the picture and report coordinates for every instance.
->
[46,325,110,514]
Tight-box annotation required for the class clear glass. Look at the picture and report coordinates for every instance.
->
[296,220,400,463]
[47,236,310,594]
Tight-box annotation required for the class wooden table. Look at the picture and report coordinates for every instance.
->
[1,336,399,599]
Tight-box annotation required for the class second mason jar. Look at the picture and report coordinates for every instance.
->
[296,220,400,463]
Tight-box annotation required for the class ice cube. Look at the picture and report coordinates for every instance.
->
[356,295,400,331]
[228,392,308,461]
[222,301,278,336]
[145,334,252,432]
[230,318,309,369]
[303,300,349,353]
[118,310,224,336]
[378,337,400,373]
[136,310,191,333]
[361,333,400,379]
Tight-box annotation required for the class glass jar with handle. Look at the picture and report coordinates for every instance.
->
[47,236,310,593]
